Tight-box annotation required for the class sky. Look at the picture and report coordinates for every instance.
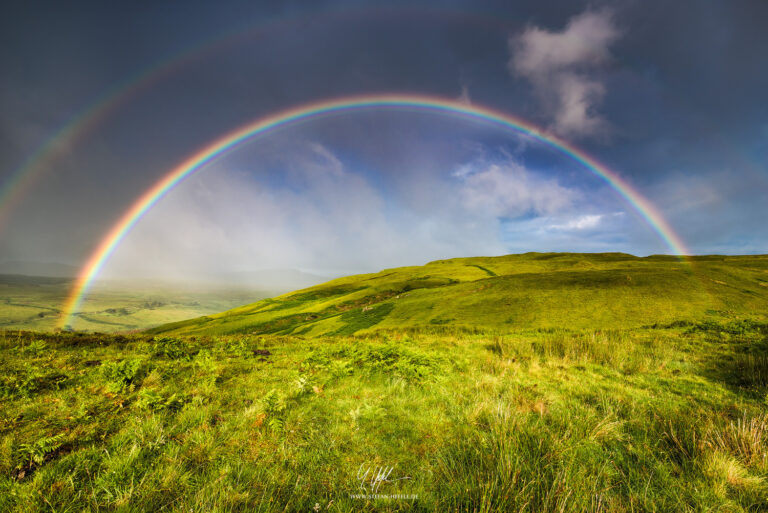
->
[1,0,766,279]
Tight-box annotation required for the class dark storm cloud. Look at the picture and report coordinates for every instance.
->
[0,0,766,276]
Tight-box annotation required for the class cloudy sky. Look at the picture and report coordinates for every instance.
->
[1,0,766,278]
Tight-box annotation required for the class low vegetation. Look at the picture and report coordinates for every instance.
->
[150,253,768,337]
[3,252,768,511]
[2,319,768,511]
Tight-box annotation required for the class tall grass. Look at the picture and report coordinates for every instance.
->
[1,323,767,511]
[486,329,672,374]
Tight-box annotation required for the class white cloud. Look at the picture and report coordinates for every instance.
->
[509,9,620,139]
[547,212,627,231]
[549,213,604,230]
[455,159,578,218]
[102,142,643,281]
[304,142,344,177]
[104,144,511,279]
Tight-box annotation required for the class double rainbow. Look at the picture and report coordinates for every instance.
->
[59,93,689,329]
[0,6,504,231]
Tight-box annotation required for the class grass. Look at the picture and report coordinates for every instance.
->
[150,253,768,337]
[2,320,768,511]
[3,252,768,511]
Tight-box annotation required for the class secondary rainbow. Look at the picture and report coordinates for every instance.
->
[0,6,501,232]
[59,93,689,329]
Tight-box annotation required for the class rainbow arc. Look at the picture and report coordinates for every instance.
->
[59,93,689,329]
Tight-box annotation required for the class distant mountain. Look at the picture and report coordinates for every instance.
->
[0,261,78,277]
[148,252,768,337]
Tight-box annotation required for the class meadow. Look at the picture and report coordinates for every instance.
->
[2,252,768,511]
[2,322,768,512]
[0,274,270,332]
[151,253,768,337]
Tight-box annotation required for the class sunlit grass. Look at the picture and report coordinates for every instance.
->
[2,320,768,511]
[151,253,768,337]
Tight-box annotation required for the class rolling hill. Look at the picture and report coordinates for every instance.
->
[149,252,768,336]
[6,253,768,511]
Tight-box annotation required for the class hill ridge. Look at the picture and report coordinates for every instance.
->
[148,252,768,337]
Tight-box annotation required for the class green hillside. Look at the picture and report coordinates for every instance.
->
[5,254,768,511]
[150,252,768,336]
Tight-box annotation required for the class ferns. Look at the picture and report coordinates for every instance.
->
[101,358,144,392]
[135,389,187,412]
[152,337,191,360]
[0,365,43,398]
[9,323,768,511]
[193,349,219,386]
[293,375,313,398]
[19,339,48,357]
[261,389,287,433]
[303,342,442,383]
[19,434,64,466]
[0,364,67,398]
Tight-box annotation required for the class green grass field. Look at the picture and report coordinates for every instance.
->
[150,253,768,337]
[0,275,271,332]
[2,252,768,511]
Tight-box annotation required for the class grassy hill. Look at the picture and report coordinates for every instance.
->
[5,252,768,511]
[150,252,768,337]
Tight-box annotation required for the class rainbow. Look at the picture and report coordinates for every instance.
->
[0,47,209,230]
[0,9,302,230]
[59,93,689,329]
[0,6,506,232]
